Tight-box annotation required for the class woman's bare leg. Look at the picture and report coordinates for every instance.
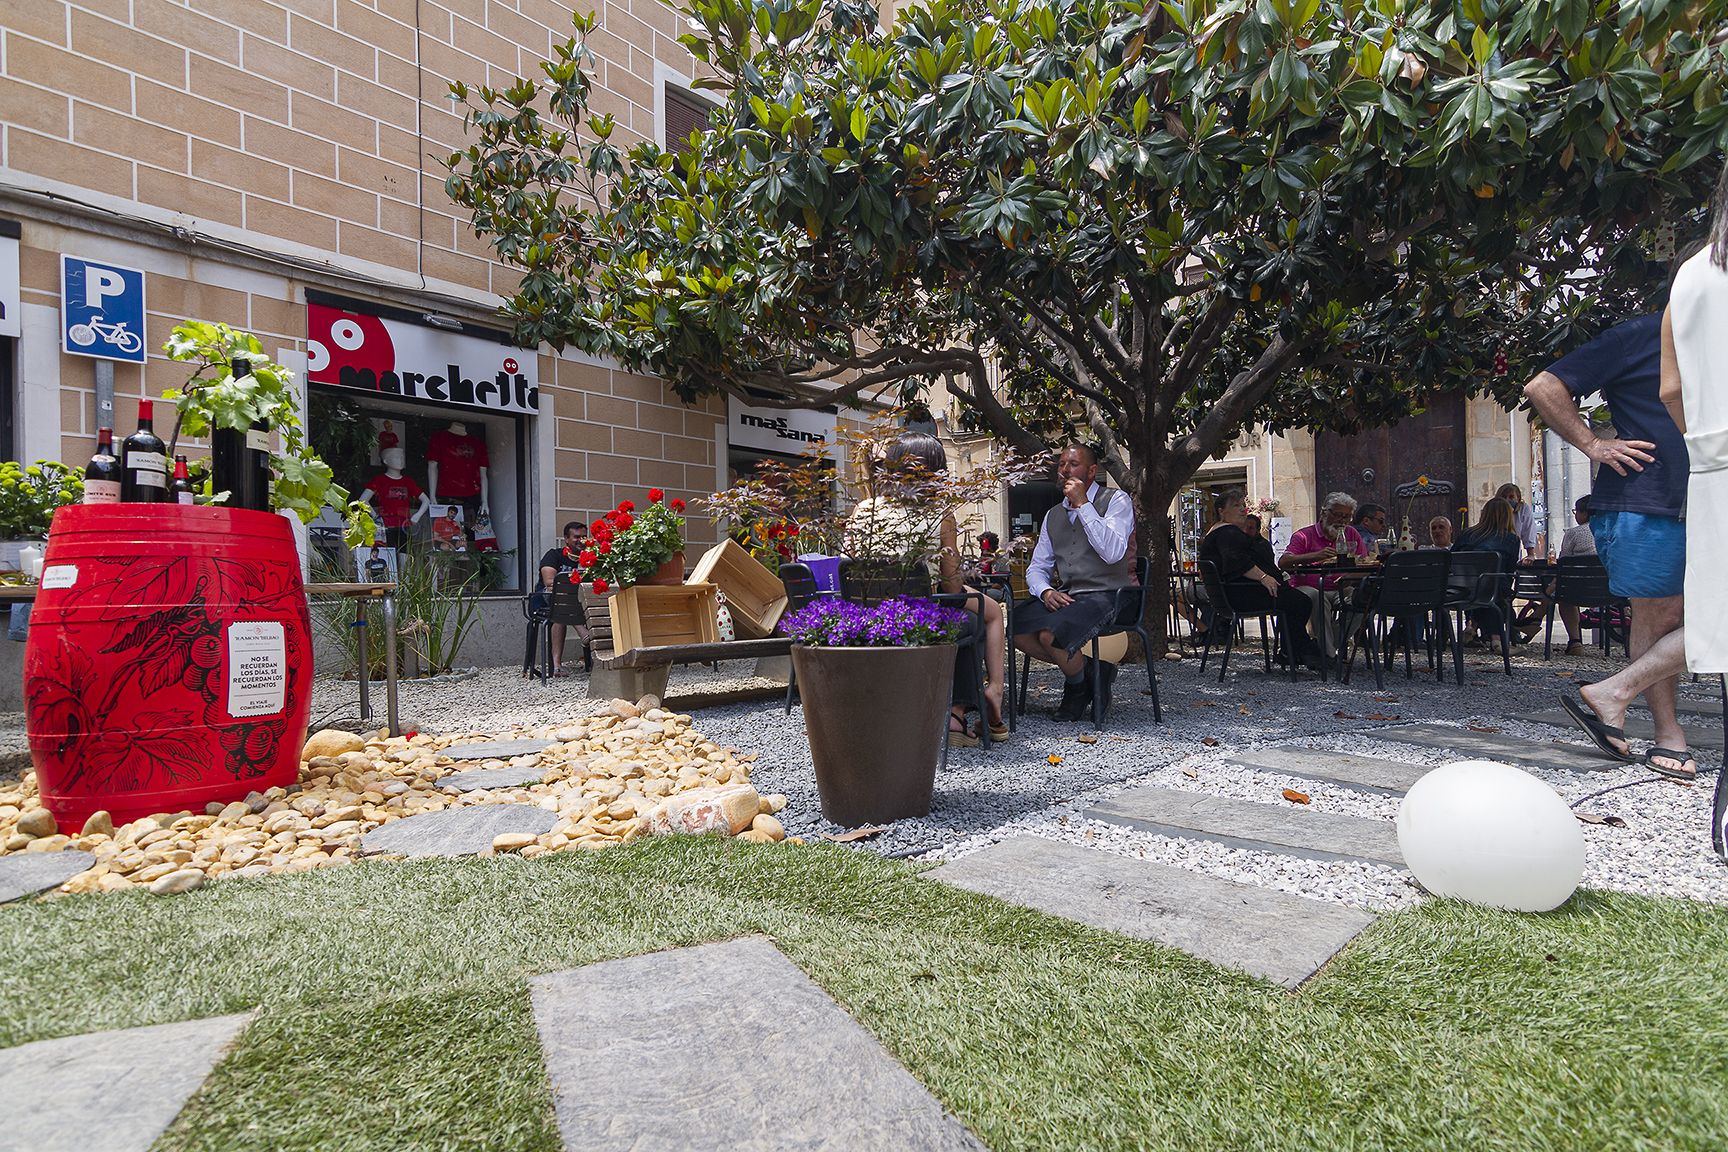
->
[968,586,1007,727]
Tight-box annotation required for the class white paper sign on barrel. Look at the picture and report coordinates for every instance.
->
[1395,760,1585,912]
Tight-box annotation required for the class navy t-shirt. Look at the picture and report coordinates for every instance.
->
[1549,314,1687,518]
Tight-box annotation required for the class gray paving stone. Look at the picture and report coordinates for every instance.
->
[1225,748,1431,795]
[0,1012,253,1152]
[1513,709,1723,749]
[441,738,554,761]
[438,765,548,793]
[1372,722,1624,772]
[928,836,1374,989]
[0,850,96,904]
[530,936,984,1152]
[359,804,555,858]
[1084,786,1404,867]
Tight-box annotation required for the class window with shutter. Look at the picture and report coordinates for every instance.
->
[663,85,714,153]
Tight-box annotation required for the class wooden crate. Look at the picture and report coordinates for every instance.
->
[687,539,789,640]
[609,583,720,653]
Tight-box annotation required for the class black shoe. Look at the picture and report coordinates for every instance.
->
[1093,662,1117,717]
[1054,680,1091,721]
[1302,646,1327,674]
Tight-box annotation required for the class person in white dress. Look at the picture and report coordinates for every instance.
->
[1664,175,1728,678]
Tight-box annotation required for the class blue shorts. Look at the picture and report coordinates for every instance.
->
[1591,512,1685,599]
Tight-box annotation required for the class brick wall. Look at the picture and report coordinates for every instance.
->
[1,0,725,535]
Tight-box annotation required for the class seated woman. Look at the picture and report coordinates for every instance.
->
[1202,489,1324,672]
[847,432,1009,745]
[1452,496,1522,642]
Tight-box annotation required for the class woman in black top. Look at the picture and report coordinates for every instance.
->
[1200,490,1324,671]
[1453,497,1522,642]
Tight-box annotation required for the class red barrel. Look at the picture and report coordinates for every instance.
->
[24,504,312,828]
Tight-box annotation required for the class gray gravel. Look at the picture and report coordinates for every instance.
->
[3,640,1720,909]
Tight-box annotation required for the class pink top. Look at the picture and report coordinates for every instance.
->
[1282,523,1366,589]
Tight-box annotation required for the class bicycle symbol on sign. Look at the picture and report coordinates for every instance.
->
[67,314,143,355]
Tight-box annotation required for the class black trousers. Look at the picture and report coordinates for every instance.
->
[1224,580,1316,656]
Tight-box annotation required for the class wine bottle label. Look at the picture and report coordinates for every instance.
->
[175,491,196,505]
[245,429,271,453]
[130,451,168,485]
[83,480,121,504]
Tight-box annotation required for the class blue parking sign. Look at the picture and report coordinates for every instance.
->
[62,255,147,362]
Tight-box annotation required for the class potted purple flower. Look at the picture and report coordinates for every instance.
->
[782,596,969,826]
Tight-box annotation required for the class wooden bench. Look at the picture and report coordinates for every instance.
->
[579,588,792,700]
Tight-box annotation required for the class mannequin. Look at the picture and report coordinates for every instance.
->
[426,420,489,515]
[359,446,430,549]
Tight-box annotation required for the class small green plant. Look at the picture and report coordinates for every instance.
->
[0,461,83,538]
[162,320,375,547]
[310,544,487,680]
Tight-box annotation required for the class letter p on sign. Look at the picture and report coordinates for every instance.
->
[83,267,127,309]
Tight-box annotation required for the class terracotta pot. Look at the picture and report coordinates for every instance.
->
[791,643,955,826]
[645,550,686,586]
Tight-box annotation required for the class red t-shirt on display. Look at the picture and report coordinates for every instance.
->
[426,429,488,499]
[365,472,424,528]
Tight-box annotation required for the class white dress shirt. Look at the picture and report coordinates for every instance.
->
[1025,482,1136,600]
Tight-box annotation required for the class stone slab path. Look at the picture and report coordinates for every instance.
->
[438,765,548,793]
[0,849,95,904]
[529,936,984,1151]
[1084,786,1405,868]
[927,836,1374,989]
[1224,748,1430,795]
[0,1012,253,1152]
[359,804,556,858]
[441,738,554,761]
[1371,723,1620,773]
[1514,709,1724,750]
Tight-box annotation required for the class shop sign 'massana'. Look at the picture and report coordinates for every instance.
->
[307,303,538,415]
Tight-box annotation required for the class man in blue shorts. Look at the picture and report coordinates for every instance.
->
[1524,312,1696,779]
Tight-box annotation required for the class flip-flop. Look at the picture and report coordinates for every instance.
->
[1644,747,1698,782]
[1559,694,1634,762]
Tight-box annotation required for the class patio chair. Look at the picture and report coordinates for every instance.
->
[1342,550,1451,691]
[1442,550,1512,682]
[832,558,996,751]
[1015,555,1163,726]
[522,581,587,681]
[1194,559,1283,682]
[1544,556,1629,660]
[779,562,823,715]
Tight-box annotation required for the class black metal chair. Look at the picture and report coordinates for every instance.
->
[1442,550,1512,681]
[1194,559,1279,682]
[1545,555,1630,659]
[523,581,588,681]
[1015,555,1163,726]
[779,562,823,715]
[975,571,1018,732]
[837,556,995,752]
[1342,550,1451,690]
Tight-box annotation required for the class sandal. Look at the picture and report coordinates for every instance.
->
[1559,694,1633,763]
[948,715,980,748]
[988,720,1010,741]
[1644,747,1698,782]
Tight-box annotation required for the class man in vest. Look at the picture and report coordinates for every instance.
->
[1014,444,1137,720]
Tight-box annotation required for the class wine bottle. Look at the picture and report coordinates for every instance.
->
[171,455,195,505]
[210,358,273,513]
[120,399,168,502]
[83,427,122,505]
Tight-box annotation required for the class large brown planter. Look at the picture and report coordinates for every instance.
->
[645,550,686,586]
[791,643,956,826]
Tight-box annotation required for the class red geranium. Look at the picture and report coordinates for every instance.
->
[648,488,664,503]
[615,512,634,530]
[592,578,609,593]
[578,550,597,567]
[598,540,612,554]
[670,498,685,511]
[618,500,635,513]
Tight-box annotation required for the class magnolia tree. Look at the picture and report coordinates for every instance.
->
[446,0,1728,635]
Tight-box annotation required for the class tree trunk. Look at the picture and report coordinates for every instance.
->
[1130,457,1177,655]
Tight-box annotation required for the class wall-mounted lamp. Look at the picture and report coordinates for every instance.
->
[422,313,464,331]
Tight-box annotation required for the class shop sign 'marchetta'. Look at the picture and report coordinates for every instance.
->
[306,303,539,415]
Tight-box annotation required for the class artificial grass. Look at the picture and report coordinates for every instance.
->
[0,838,1724,1151]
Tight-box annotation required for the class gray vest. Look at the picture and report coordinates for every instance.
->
[1043,488,1133,593]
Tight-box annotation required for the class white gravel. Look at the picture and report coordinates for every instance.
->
[3,641,1721,910]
